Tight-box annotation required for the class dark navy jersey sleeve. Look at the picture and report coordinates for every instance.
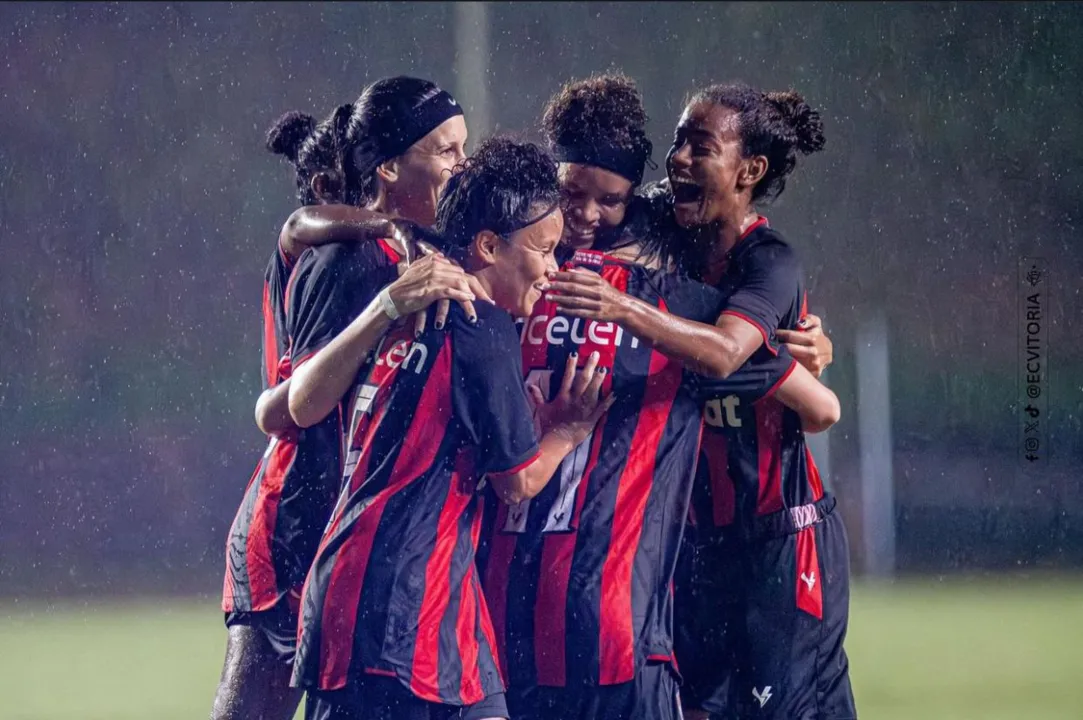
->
[656,272,727,324]
[686,345,797,405]
[722,241,802,352]
[450,304,540,477]
[286,242,398,368]
[653,271,798,403]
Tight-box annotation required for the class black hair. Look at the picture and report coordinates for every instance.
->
[265,104,352,206]
[434,136,560,249]
[341,76,447,206]
[542,72,653,185]
[689,84,826,202]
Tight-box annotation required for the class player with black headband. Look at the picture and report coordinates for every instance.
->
[545,83,856,720]
[481,76,840,720]
[213,80,484,720]
[292,137,612,720]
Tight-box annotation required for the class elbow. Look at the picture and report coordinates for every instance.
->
[804,396,841,434]
[494,474,539,506]
[288,387,320,429]
[254,394,272,435]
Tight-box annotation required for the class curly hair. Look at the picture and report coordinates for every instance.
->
[690,83,826,202]
[265,104,352,206]
[435,136,560,249]
[541,72,653,184]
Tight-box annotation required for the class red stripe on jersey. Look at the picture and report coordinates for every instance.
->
[261,280,279,387]
[488,450,541,478]
[741,215,769,239]
[377,237,403,264]
[795,527,823,619]
[800,289,809,319]
[534,430,605,686]
[759,359,797,402]
[483,505,516,677]
[805,446,825,500]
[410,450,473,700]
[704,430,735,527]
[245,438,297,610]
[598,358,682,685]
[754,401,785,515]
[318,339,454,690]
[457,508,484,701]
[720,310,779,357]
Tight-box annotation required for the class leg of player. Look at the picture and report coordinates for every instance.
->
[211,623,301,720]
[736,510,856,720]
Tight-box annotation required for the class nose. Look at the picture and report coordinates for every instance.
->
[667,141,691,172]
[544,251,559,274]
[575,199,601,226]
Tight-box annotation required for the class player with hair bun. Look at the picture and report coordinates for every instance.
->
[213,81,484,720]
[548,82,856,720]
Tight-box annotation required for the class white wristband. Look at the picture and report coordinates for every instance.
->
[378,287,401,320]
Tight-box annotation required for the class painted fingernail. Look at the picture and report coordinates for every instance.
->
[434,321,444,330]
[570,351,579,359]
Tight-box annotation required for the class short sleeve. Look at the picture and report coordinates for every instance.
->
[657,273,726,324]
[450,305,540,477]
[684,345,798,405]
[286,243,397,368]
[722,242,802,354]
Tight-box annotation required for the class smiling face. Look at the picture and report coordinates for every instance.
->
[383,115,469,226]
[471,206,563,318]
[557,162,634,250]
[665,101,752,229]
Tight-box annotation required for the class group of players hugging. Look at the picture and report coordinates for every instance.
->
[211,71,857,720]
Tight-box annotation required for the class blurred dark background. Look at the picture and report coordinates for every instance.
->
[2,1,1080,600]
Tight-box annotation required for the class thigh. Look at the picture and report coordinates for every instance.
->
[213,620,302,720]
[675,542,742,718]
[812,513,857,720]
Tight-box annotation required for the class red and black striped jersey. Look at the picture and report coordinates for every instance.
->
[690,218,829,540]
[481,250,796,689]
[261,239,295,390]
[293,301,537,706]
[222,239,400,615]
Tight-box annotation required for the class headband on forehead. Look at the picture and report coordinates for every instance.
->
[552,141,652,186]
[499,201,560,236]
[352,89,465,176]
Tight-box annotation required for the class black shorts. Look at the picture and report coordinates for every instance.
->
[304,675,508,720]
[224,597,298,666]
[507,661,681,720]
[675,497,856,720]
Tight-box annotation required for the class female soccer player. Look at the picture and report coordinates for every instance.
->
[479,74,840,720]
[214,79,483,720]
[546,83,856,720]
[291,137,611,720]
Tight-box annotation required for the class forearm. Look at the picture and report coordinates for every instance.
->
[288,298,394,428]
[618,299,749,378]
[774,364,841,434]
[490,429,583,505]
[255,381,296,436]
[282,205,395,257]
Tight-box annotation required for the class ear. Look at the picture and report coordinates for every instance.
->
[738,155,768,191]
[472,230,501,267]
[310,171,340,203]
[376,157,400,185]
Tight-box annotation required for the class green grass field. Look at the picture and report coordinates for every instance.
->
[1,577,1080,720]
